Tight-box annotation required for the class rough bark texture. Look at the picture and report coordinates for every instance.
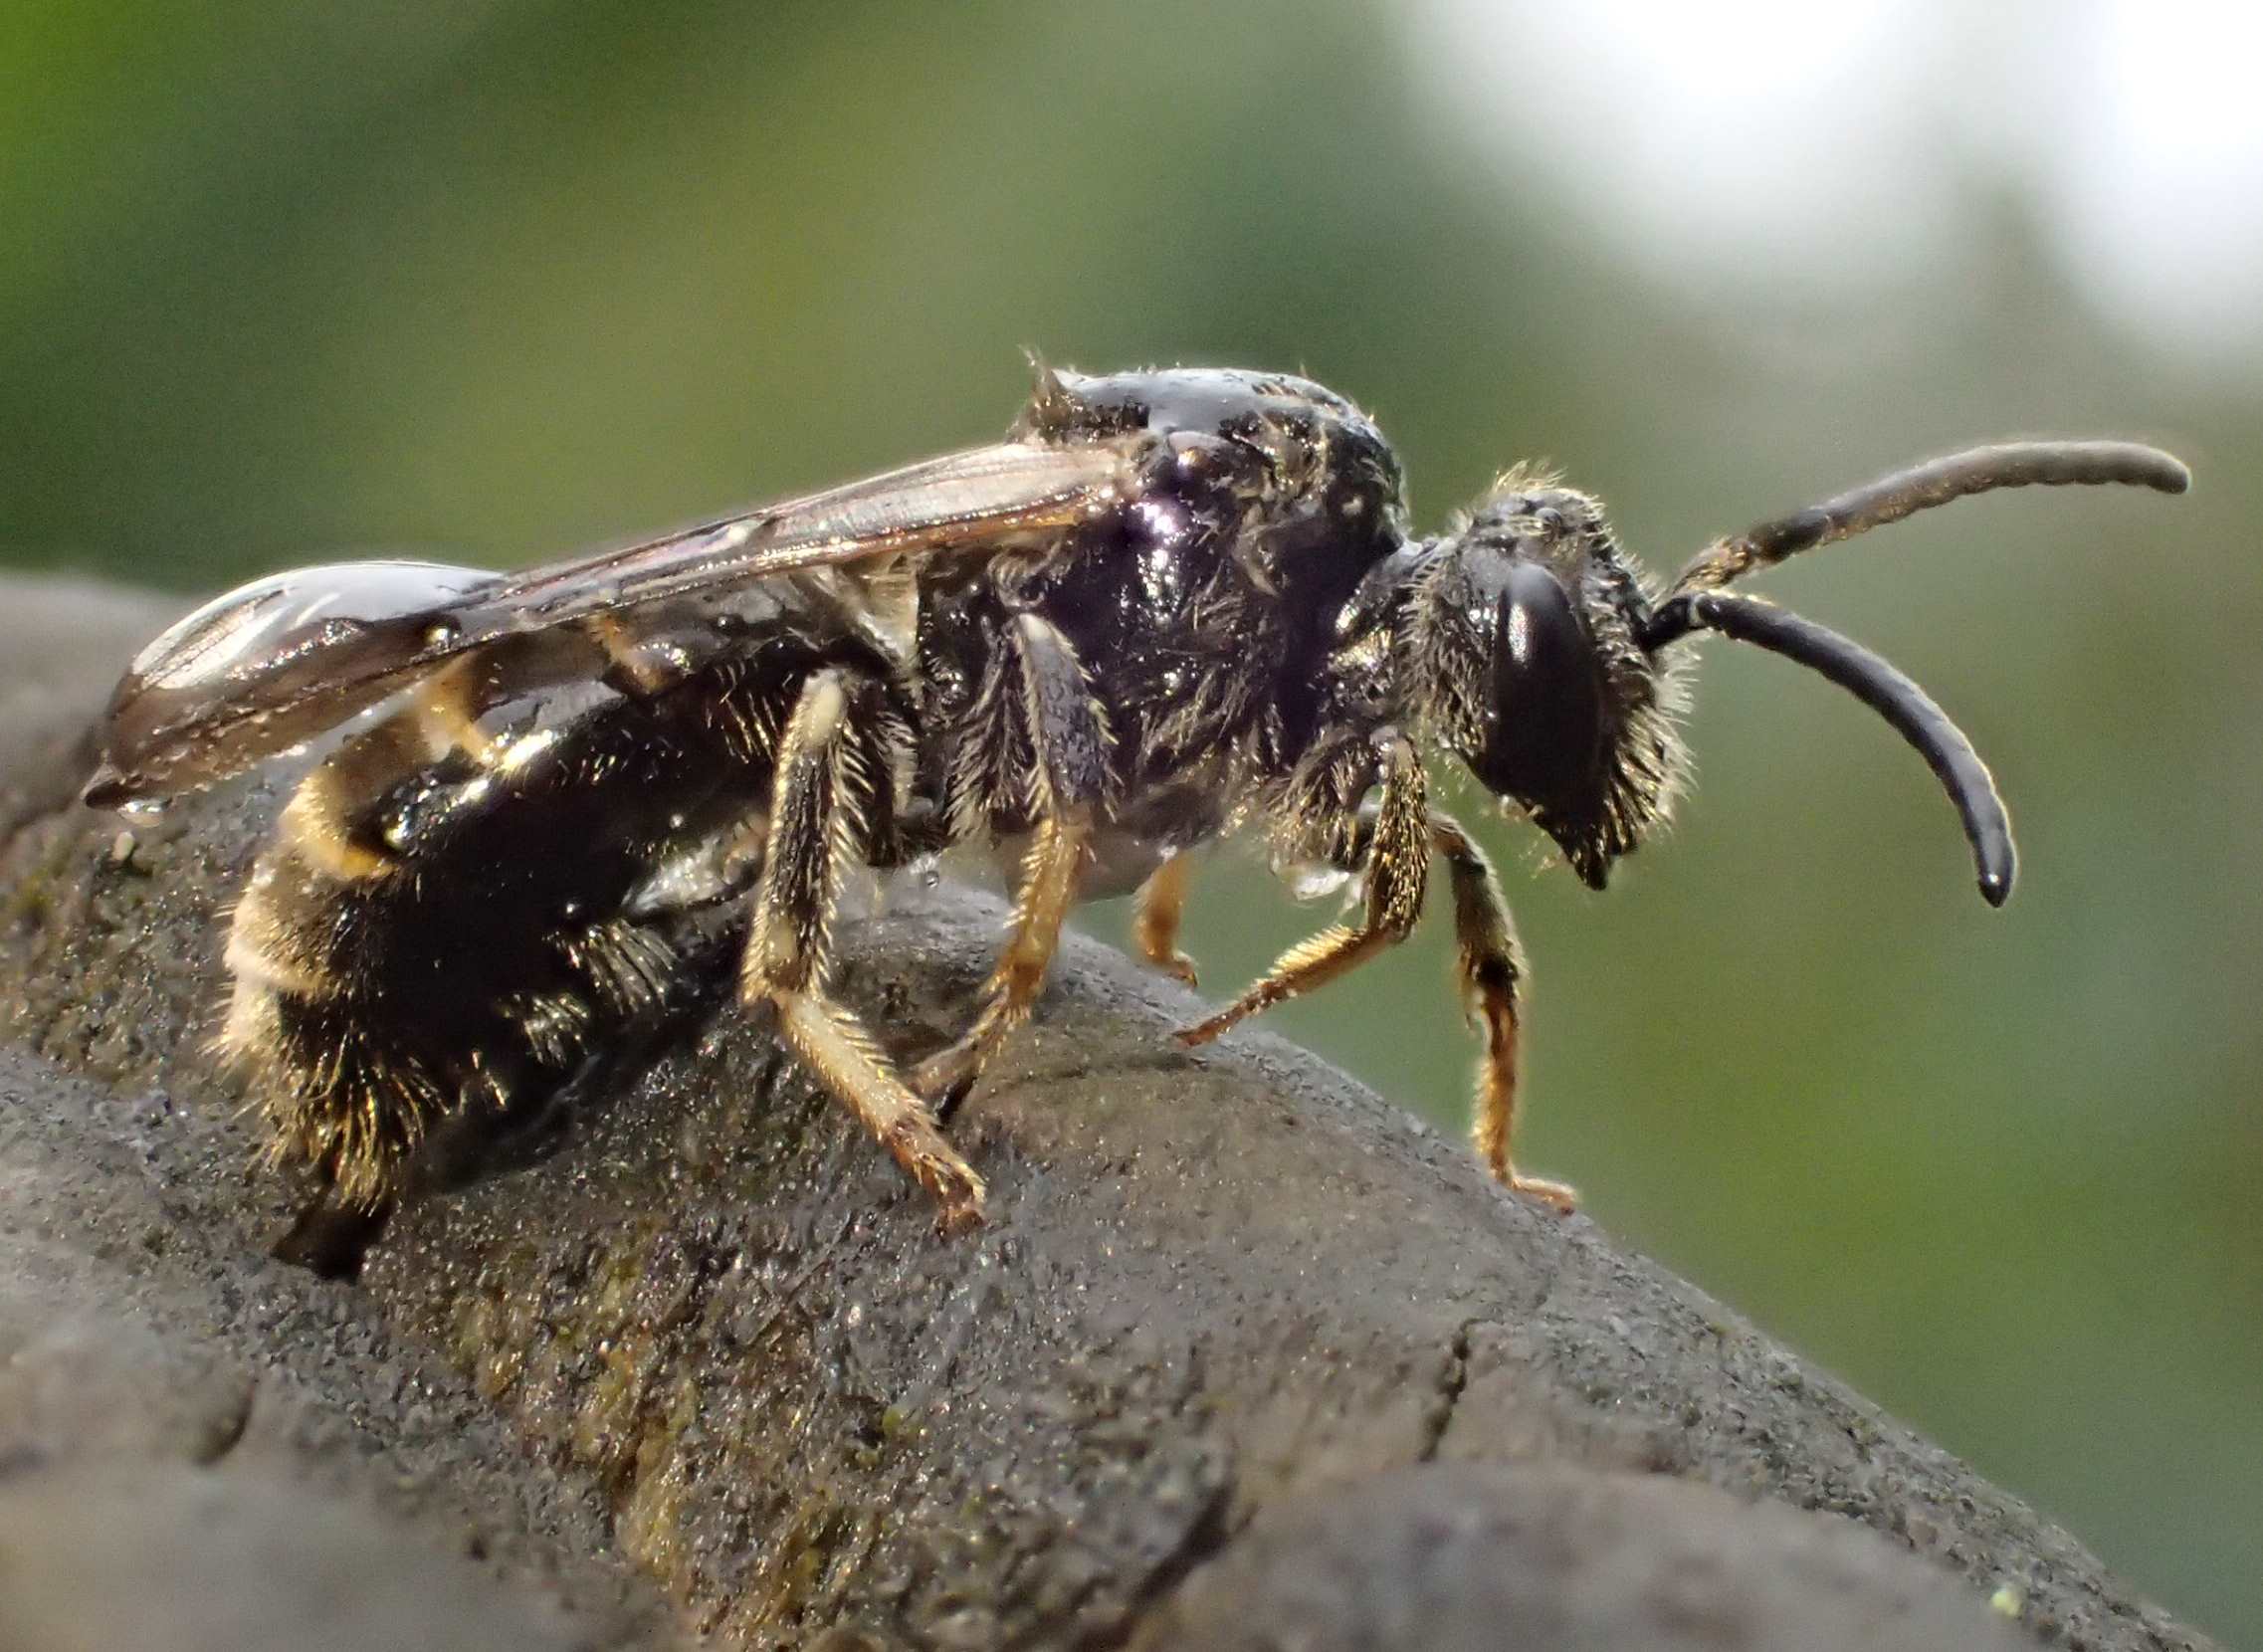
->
[0,575,2217,1651]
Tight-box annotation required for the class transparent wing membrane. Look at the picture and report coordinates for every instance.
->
[88,440,1136,803]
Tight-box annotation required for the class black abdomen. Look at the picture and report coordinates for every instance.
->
[222,654,803,1208]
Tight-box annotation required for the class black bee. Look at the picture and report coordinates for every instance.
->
[84,364,2188,1270]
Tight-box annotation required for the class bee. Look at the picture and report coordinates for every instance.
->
[84,364,2188,1273]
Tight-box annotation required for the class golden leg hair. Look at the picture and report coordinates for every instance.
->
[275,657,495,883]
[918,612,1110,1105]
[1175,731,1575,1214]
[914,810,1091,1102]
[1178,732,1429,1044]
[741,670,984,1229]
[1131,853,1200,986]
[1430,814,1575,1213]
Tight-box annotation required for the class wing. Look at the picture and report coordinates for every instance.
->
[85,439,1140,805]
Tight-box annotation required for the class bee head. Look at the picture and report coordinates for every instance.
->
[1407,476,1686,889]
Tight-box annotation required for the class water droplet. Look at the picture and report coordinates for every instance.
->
[1288,861,1351,902]
[117,797,168,821]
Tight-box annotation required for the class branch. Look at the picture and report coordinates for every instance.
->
[0,575,2212,1651]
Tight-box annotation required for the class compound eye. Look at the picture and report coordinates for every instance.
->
[1533,505,1566,536]
[1474,559,1607,814]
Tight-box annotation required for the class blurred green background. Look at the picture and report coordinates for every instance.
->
[4,0,2256,1639]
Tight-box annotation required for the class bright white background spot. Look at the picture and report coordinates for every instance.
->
[1404,0,2263,357]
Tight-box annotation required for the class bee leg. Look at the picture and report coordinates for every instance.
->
[274,656,495,883]
[916,615,1105,1105]
[742,669,986,1230]
[271,1180,395,1282]
[913,811,1092,1109]
[1131,853,1200,987]
[1177,731,1429,1043]
[1430,814,1576,1214]
[585,610,692,698]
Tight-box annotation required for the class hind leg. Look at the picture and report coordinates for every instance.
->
[742,668,985,1229]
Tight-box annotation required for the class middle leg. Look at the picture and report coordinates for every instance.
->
[915,613,1109,1104]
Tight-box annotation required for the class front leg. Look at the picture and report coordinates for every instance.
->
[1174,738,1577,1215]
[1177,730,1429,1042]
[742,668,985,1229]
[1430,814,1575,1213]
[915,614,1106,1104]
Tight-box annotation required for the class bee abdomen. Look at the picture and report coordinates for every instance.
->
[222,833,688,1207]
[221,978,458,1207]
[221,667,784,1210]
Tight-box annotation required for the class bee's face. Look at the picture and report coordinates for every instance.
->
[1411,482,1686,888]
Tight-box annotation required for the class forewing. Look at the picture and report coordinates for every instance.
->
[484,440,1136,621]
[87,559,509,805]
[86,439,1139,804]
